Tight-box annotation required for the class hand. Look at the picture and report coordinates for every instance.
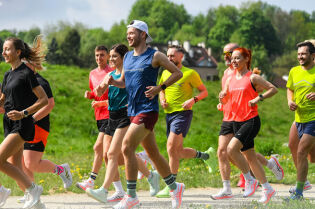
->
[182,98,194,110]
[106,75,114,85]
[160,99,169,109]
[91,101,108,108]
[84,91,91,99]
[288,100,298,111]
[306,92,315,101]
[94,85,105,97]
[217,103,223,111]
[145,86,160,100]
[248,96,260,107]
[219,91,228,104]
[7,110,24,120]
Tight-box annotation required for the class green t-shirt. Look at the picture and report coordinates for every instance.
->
[159,66,202,113]
[286,65,315,123]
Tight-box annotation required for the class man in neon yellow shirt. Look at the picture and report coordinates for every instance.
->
[286,41,315,200]
[156,45,209,197]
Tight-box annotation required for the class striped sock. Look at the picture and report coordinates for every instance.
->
[164,174,177,190]
[90,172,98,180]
[127,180,137,198]
[54,165,64,175]
[195,151,209,160]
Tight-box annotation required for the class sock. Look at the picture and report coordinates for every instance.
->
[267,159,274,170]
[296,181,304,194]
[27,182,35,191]
[113,181,124,193]
[222,180,231,192]
[172,173,177,182]
[148,171,153,179]
[195,151,209,160]
[243,172,253,181]
[54,165,64,175]
[126,180,137,198]
[164,174,177,190]
[262,182,272,190]
[90,172,98,180]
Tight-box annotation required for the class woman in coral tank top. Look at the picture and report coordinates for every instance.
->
[220,47,278,204]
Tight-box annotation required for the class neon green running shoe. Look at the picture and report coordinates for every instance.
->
[155,186,170,198]
[203,147,217,173]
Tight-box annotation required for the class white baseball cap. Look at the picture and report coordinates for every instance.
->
[127,20,153,43]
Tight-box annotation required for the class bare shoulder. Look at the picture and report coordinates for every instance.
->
[152,51,167,67]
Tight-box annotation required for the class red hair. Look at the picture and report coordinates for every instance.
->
[233,47,252,70]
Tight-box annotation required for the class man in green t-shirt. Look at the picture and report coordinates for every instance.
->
[286,41,315,200]
[156,45,210,198]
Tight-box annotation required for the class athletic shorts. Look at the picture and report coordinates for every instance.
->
[105,108,130,136]
[219,121,234,136]
[24,125,49,152]
[296,120,315,139]
[166,110,193,138]
[3,114,35,141]
[233,116,260,152]
[130,111,158,131]
[96,119,109,133]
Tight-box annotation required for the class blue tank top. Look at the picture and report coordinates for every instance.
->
[108,70,128,111]
[123,47,160,116]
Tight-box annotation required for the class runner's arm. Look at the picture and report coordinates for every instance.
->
[287,88,297,111]
[32,97,55,122]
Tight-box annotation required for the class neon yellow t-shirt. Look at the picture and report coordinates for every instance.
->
[159,66,203,113]
[286,65,315,123]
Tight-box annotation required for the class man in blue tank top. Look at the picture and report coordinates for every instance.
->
[107,20,184,209]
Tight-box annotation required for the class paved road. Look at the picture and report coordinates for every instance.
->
[3,184,315,209]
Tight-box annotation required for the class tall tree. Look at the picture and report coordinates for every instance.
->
[59,29,81,66]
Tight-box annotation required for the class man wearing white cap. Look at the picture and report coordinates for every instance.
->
[106,20,184,209]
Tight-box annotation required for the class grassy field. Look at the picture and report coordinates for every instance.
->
[0,62,314,196]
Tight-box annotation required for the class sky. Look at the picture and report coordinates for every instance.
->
[0,0,314,31]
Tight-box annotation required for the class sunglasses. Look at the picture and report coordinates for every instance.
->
[223,51,233,56]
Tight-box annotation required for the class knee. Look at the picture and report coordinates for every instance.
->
[107,151,117,161]
[217,147,228,160]
[297,149,308,159]
[122,144,133,157]
[227,145,237,158]
[167,143,181,158]
[24,159,37,171]
[93,143,103,155]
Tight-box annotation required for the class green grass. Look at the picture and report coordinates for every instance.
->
[0,62,314,195]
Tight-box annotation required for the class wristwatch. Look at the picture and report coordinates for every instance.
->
[259,94,264,101]
[23,110,29,118]
[161,84,167,90]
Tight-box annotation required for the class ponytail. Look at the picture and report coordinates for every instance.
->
[252,67,261,75]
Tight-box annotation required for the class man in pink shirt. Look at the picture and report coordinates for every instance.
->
[77,46,113,191]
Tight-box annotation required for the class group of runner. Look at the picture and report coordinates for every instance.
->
[0,19,314,209]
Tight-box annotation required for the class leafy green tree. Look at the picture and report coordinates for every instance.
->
[173,24,205,45]
[59,29,81,66]
[46,37,60,65]
[0,30,16,40]
[24,27,41,44]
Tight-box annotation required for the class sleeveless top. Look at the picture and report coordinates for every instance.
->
[123,47,159,116]
[221,67,234,122]
[108,70,128,111]
[228,71,258,122]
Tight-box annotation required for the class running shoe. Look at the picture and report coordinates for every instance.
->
[113,194,139,209]
[156,186,170,198]
[17,194,27,203]
[203,147,217,173]
[269,157,284,180]
[86,187,108,203]
[243,179,259,197]
[258,188,275,204]
[76,178,94,191]
[289,181,312,194]
[137,151,153,167]
[137,160,147,180]
[170,183,185,209]
[0,186,11,207]
[285,192,303,202]
[107,191,125,202]
[32,200,46,209]
[237,173,245,188]
[210,189,233,200]
[148,170,160,196]
[23,183,43,209]
[59,163,73,189]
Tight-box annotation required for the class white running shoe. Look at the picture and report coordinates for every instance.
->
[33,200,46,209]
[76,178,94,191]
[59,163,73,189]
[170,183,185,209]
[289,180,312,194]
[243,179,259,197]
[269,157,284,180]
[23,184,43,209]
[258,188,275,204]
[210,189,233,200]
[137,160,147,180]
[107,191,125,202]
[17,194,27,203]
[0,186,11,207]
[137,151,154,169]
[86,187,108,203]
[148,170,160,196]
[113,194,139,209]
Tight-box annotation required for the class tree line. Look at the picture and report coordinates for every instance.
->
[0,0,314,77]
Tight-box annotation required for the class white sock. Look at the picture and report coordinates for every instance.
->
[222,180,231,192]
[113,181,124,193]
[267,159,274,169]
[147,171,153,179]
[262,182,272,190]
[243,172,253,181]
